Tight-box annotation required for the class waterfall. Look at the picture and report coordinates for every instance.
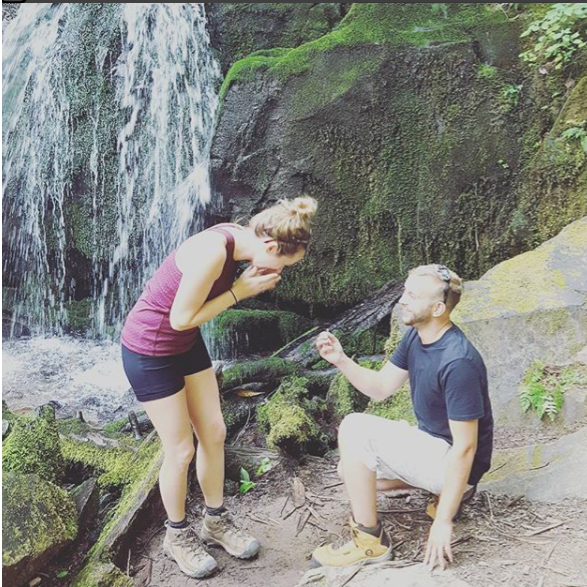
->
[2,4,221,337]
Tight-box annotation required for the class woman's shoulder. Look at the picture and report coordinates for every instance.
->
[175,230,228,275]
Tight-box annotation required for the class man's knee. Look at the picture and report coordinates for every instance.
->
[338,412,369,443]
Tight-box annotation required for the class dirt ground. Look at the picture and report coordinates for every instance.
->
[128,451,587,587]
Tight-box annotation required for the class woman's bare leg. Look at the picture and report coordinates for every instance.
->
[140,389,194,522]
[184,367,226,509]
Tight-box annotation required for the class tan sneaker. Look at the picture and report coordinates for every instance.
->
[311,517,392,568]
[200,511,261,559]
[163,521,218,578]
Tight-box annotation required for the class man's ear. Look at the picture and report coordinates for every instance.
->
[432,301,446,318]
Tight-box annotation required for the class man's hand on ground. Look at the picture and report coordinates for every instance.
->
[424,519,454,571]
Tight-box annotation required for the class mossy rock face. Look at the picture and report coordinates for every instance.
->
[257,376,324,455]
[453,217,587,424]
[2,472,78,587]
[516,75,587,249]
[212,4,586,317]
[2,413,66,485]
[207,308,312,359]
[212,4,545,315]
[205,3,347,74]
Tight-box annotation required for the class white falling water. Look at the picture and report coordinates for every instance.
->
[2,3,221,337]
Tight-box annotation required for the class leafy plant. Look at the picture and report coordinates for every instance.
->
[560,123,587,154]
[502,83,523,108]
[520,3,587,70]
[256,457,273,477]
[239,467,256,494]
[56,570,69,579]
[519,360,565,421]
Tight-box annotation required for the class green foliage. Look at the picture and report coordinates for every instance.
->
[239,467,256,494]
[502,83,523,108]
[560,121,587,153]
[256,457,273,477]
[520,3,587,70]
[519,360,572,421]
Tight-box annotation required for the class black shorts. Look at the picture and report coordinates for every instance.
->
[121,334,212,402]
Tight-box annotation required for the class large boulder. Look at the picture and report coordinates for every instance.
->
[2,472,78,587]
[482,426,587,501]
[452,217,587,424]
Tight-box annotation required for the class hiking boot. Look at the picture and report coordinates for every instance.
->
[200,510,261,559]
[163,521,218,578]
[426,484,477,522]
[310,517,392,568]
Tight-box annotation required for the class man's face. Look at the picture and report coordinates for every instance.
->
[398,275,443,326]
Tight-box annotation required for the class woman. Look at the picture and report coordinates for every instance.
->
[121,196,317,578]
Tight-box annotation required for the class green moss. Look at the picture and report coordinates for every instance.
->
[71,440,162,585]
[71,562,133,587]
[208,308,310,358]
[365,385,417,425]
[3,472,78,570]
[220,4,507,102]
[221,357,300,390]
[61,436,158,490]
[102,418,129,436]
[325,360,380,421]
[257,376,321,454]
[57,417,94,436]
[3,415,66,485]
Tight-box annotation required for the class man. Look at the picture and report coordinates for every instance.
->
[311,264,493,571]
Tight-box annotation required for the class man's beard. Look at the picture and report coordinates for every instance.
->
[401,308,430,327]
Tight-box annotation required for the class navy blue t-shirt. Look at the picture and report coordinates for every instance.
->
[390,325,493,485]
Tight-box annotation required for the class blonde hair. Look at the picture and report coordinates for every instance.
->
[249,196,318,256]
[408,264,463,311]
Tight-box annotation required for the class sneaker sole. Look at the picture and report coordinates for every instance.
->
[201,537,261,559]
[163,543,219,578]
[310,547,393,569]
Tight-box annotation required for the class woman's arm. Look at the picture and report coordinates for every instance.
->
[169,237,228,331]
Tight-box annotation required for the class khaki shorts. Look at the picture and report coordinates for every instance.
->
[341,413,473,495]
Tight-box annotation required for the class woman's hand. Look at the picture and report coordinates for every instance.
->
[315,331,346,367]
[232,266,281,301]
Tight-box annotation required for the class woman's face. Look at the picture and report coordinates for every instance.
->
[251,239,305,275]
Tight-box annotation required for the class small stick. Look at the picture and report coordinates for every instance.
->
[280,495,290,516]
[526,521,565,537]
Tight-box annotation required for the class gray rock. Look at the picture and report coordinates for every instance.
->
[69,478,99,530]
[295,563,474,587]
[453,217,587,425]
[481,426,587,501]
[2,420,10,439]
